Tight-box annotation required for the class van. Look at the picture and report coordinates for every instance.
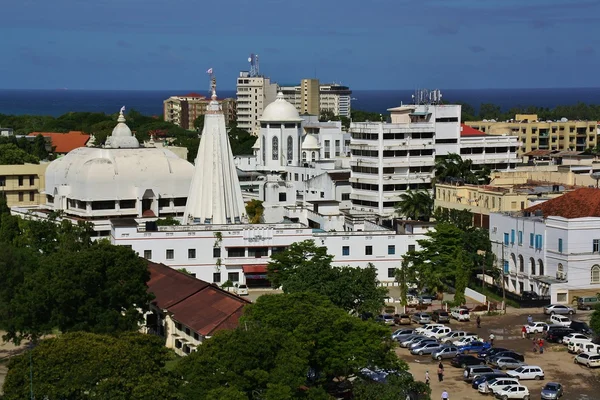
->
[432,309,450,323]
[577,296,600,310]
[574,342,600,355]
[451,307,471,322]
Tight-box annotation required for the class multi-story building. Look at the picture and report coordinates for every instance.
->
[459,124,521,170]
[300,78,320,115]
[466,114,599,156]
[489,188,600,304]
[163,93,236,130]
[0,163,49,207]
[236,72,278,134]
[280,82,352,118]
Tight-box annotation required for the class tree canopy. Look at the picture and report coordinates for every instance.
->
[394,189,433,221]
[434,153,491,185]
[0,143,39,165]
[267,240,388,315]
[457,101,600,123]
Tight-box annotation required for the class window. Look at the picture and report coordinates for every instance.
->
[193,332,200,341]
[29,192,35,202]
[341,193,350,201]
[592,265,600,284]
[558,238,563,253]
[302,151,307,162]
[18,192,23,202]
[18,176,23,186]
[510,229,515,244]
[287,136,293,161]
[143,250,152,259]
[227,247,245,257]
[279,192,287,202]
[519,255,524,273]
[272,136,279,160]
[518,231,523,245]
[529,233,534,247]
[29,175,35,186]
[311,151,316,162]
[342,246,350,256]
[504,233,509,246]
[503,260,509,274]
[0,176,5,186]
[365,245,373,255]
[188,249,196,259]
[408,244,416,252]
[557,263,564,279]
[594,239,600,253]
[535,234,543,250]
[213,272,221,283]
[262,136,266,162]
[166,249,174,260]
[388,268,396,278]
[557,293,567,303]
[213,247,221,258]
[228,272,239,282]
[388,245,396,255]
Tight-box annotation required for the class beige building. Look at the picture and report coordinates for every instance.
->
[236,72,278,134]
[280,82,352,118]
[466,114,598,156]
[0,163,49,207]
[300,78,320,115]
[163,93,236,130]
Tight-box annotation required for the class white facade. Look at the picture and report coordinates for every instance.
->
[460,128,521,170]
[236,72,278,134]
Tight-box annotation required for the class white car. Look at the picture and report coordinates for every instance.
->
[479,377,520,394]
[550,314,571,327]
[453,335,481,347]
[567,339,593,353]
[236,284,249,296]
[423,327,452,339]
[441,330,468,343]
[574,352,600,368]
[493,384,530,399]
[525,322,548,334]
[506,366,544,380]
[414,323,445,334]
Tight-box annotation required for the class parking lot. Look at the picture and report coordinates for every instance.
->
[394,308,600,400]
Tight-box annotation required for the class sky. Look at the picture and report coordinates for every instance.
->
[1,0,599,90]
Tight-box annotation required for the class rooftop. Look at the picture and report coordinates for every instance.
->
[523,187,600,219]
[28,131,90,153]
[460,124,487,137]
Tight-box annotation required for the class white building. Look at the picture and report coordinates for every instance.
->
[489,187,600,304]
[236,72,278,134]
[460,125,521,170]
[279,82,352,118]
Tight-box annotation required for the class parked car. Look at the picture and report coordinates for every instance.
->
[563,333,592,352]
[493,384,530,399]
[399,335,424,348]
[489,357,526,370]
[521,291,540,300]
[550,315,571,327]
[525,321,549,334]
[415,323,445,334]
[432,309,450,323]
[463,365,495,382]
[236,284,248,296]
[491,351,525,363]
[441,330,469,344]
[506,365,545,380]
[431,345,459,360]
[478,377,520,395]
[391,328,415,341]
[451,306,471,321]
[423,327,452,339]
[378,314,395,325]
[569,320,593,335]
[545,327,575,343]
[451,354,486,368]
[471,372,508,389]
[408,337,438,350]
[544,304,575,315]
[570,341,599,355]
[411,312,431,324]
[458,340,491,354]
[574,352,600,368]
[577,296,600,310]
[394,313,411,325]
[540,382,564,400]
[410,342,442,355]
[479,347,509,359]
[418,295,436,305]
[453,335,482,347]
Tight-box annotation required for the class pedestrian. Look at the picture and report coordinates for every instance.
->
[532,337,538,353]
[538,338,544,354]
[438,360,444,372]
[527,314,533,324]
[437,365,444,382]
[476,315,481,328]
[441,389,449,400]
[425,370,430,386]
[489,333,495,346]
[521,325,527,339]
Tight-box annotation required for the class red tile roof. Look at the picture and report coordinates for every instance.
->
[460,124,487,137]
[28,131,90,153]
[147,261,250,336]
[179,92,207,99]
[524,187,600,219]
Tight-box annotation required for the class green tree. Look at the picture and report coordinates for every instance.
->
[267,240,388,315]
[479,103,502,120]
[32,134,49,160]
[352,373,430,400]
[193,115,205,131]
[156,216,181,226]
[0,143,39,165]
[245,199,264,224]
[394,189,433,221]
[589,304,600,334]
[432,207,473,230]
[2,332,180,400]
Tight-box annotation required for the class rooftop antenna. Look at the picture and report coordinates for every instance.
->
[249,53,260,77]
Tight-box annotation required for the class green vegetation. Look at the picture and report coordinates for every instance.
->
[434,153,491,185]
[155,216,181,226]
[267,240,388,315]
[590,304,600,334]
[394,189,433,221]
[459,101,600,122]
[245,199,264,224]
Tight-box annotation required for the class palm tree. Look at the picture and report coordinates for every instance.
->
[394,189,433,221]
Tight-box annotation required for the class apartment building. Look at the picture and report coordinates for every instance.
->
[0,163,49,207]
[163,93,236,130]
[320,83,352,118]
[280,82,352,118]
[300,78,320,115]
[236,72,278,133]
[466,114,598,156]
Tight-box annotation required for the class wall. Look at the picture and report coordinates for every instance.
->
[0,163,48,207]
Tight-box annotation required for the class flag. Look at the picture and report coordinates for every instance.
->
[206,68,213,74]
[120,106,125,113]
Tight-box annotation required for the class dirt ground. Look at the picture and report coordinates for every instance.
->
[396,307,600,400]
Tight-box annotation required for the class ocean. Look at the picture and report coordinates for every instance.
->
[0,88,599,117]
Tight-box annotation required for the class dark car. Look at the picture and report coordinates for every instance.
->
[521,291,540,300]
[545,327,575,343]
[471,372,508,389]
[570,320,593,335]
[479,347,509,359]
[489,351,525,363]
[432,309,450,323]
[450,354,486,368]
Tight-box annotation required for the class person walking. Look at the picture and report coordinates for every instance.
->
[441,389,449,400]
[476,315,481,328]
[425,371,430,386]
[521,325,527,339]
[532,337,538,353]
[437,365,444,382]
[538,338,544,354]
[438,360,444,372]
[489,333,495,346]
[527,315,533,324]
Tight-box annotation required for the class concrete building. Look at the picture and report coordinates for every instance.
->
[489,188,600,304]
[0,163,49,207]
[163,92,236,129]
[0,127,13,137]
[300,78,320,115]
[280,82,352,118]
[236,72,278,134]
[466,114,599,156]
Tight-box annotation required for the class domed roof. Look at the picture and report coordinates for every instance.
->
[105,107,140,149]
[260,92,302,122]
[302,134,320,150]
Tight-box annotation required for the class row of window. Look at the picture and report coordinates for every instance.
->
[503,230,543,250]
[0,175,36,187]
[148,246,291,261]
[341,244,415,256]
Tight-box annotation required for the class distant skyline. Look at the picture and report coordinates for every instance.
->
[1,0,599,91]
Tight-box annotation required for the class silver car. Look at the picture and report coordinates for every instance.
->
[400,335,425,348]
[411,342,442,355]
[392,328,415,341]
[411,312,432,324]
[489,356,526,370]
[544,304,575,315]
[431,345,459,360]
[408,337,437,350]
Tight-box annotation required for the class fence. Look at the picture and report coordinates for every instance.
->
[465,287,487,304]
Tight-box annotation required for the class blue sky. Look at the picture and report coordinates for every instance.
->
[1,0,599,90]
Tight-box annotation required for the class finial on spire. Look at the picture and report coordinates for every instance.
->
[118,106,126,122]
[207,67,217,100]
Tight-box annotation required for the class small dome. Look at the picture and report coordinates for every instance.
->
[105,108,140,149]
[302,134,320,150]
[260,92,302,122]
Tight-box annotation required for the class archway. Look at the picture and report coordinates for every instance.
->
[518,255,524,273]
[530,257,536,275]
[510,253,517,273]
[538,259,544,276]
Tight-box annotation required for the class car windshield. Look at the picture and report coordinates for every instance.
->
[421,314,430,318]
[514,367,525,372]
[590,355,600,360]
[544,384,558,390]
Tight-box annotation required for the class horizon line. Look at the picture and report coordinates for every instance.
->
[1,87,600,92]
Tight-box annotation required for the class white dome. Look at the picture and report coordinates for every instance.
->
[302,134,320,150]
[105,110,140,149]
[260,92,302,122]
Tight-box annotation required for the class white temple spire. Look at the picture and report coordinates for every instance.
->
[183,72,246,225]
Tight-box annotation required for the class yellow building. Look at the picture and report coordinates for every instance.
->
[0,163,49,207]
[466,114,598,156]
[163,93,236,130]
[300,78,320,115]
